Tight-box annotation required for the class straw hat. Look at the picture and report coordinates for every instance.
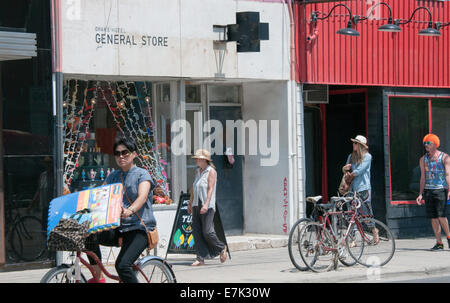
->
[192,149,211,161]
[350,135,368,149]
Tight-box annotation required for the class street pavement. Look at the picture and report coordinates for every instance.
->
[0,235,450,283]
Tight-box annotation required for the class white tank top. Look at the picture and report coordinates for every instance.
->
[192,166,217,209]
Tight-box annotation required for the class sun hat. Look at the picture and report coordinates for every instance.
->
[423,133,440,148]
[192,149,212,161]
[350,135,368,149]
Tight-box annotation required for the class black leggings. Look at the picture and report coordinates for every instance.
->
[86,229,148,283]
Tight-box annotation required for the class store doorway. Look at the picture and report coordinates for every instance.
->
[324,90,367,201]
[209,106,244,236]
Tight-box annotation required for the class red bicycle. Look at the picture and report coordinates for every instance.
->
[40,249,176,283]
[298,193,395,272]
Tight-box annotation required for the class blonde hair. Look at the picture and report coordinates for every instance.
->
[206,159,216,169]
[350,143,368,165]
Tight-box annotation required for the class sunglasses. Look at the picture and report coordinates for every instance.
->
[423,141,433,146]
[114,149,131,157]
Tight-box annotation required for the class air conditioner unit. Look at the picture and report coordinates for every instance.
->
[303,84,328,104]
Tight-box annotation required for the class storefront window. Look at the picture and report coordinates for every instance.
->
[208,85,240,104]
[155,83,172,195]
[1,0,53,265]
[186,85,201,104]
[63,80,171,204]
[431,99,450,155]
[389,97,450,203]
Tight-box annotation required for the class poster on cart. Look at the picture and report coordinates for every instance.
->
[47,183,123,236]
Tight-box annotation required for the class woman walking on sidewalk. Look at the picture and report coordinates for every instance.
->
[187,149,227,266]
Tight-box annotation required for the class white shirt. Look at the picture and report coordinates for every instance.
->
[192,166,217,210]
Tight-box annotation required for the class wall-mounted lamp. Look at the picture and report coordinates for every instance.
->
[356,2,401,32]
[395,6,441,37]
[311,4,359,36]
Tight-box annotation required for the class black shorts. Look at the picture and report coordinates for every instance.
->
[424,189,448,219]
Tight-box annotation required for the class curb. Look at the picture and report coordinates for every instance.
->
[227,236,288,252]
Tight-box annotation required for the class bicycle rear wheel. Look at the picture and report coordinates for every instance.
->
[348,218,395,267]
[299,222,337,272]
[40,265,87,283]
[9,216,47,262]
[135,259,176,283]
[288,218,312,271]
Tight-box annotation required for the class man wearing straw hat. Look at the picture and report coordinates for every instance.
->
[187,149,227,266]
[416,134,450,250]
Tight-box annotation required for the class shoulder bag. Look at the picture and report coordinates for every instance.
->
[120,175,159,251]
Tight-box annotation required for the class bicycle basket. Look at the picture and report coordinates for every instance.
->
[48,210,91,252]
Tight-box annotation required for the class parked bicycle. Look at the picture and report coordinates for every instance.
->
[40,248,176,283]
[5,196,47,262]
[297,193,395,272]
[288,194,357,271]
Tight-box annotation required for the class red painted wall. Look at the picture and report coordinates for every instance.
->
[296,0,450,88]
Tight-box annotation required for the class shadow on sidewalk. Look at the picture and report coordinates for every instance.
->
[396,247,437,252]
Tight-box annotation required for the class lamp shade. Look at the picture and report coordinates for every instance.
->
[337,26,360,36]
[418,26,441,37]
[378,23,401,32]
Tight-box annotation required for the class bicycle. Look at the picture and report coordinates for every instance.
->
[298,193,395,272]
[5,197,47,262]
[40,248,177,283]
[288,194,357,271]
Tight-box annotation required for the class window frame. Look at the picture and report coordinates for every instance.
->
[387,94,450,205]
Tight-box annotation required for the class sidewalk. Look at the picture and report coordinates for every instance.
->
[0,235,449,283]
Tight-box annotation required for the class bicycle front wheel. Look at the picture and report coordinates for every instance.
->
[40,265,87,283]
[288,218,312,271]
[348,218,395,267]
[299,222,337,272]
[135,259,176,283]
[9,216,47,262]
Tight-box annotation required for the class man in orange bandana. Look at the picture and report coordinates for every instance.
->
[416,134,450,250]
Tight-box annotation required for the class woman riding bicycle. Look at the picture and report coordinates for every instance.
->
[85,135,157,283]
[342,135,379,244]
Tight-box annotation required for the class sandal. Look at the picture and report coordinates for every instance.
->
[220,246,227,263]
[372,228,380,245]
[190,260,204,267]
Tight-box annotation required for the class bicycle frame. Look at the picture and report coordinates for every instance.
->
[68,250,174,283]
[318,208,372,253]
[77,250,121,282]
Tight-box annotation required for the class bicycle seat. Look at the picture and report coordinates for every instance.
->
[306,196,322,204]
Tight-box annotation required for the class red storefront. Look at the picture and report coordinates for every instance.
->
[295,0,450,237]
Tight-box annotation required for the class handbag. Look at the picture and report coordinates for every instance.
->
[121,175,159,251]
[339,171,354,195]
[47,209,91,252]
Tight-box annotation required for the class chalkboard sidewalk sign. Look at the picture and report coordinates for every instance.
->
[165,192,231,260]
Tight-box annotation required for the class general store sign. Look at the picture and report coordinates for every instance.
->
[58,0,289,80]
